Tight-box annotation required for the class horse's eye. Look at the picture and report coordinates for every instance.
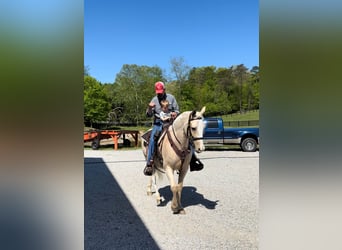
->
[191,127,196,131]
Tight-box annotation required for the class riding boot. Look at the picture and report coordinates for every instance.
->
[190,153,204,171]
[143,160,154,176]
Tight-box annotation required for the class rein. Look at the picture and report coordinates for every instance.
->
[166,127,190,163]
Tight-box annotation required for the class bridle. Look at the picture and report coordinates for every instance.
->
[187,116,204,143]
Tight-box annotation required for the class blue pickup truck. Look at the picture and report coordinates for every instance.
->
[203,117,259,152]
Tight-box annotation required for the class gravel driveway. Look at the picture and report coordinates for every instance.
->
[84,149,259,250]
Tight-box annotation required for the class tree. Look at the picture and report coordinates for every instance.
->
[84,65,90,76]
[186,66,217,110]
[232,64,248,113]
[111,64,165,124]
[216,67,234,96]
[84,76,111,127]
[169,57,191,103]
[84,61,259,126]
[249,66,260,109]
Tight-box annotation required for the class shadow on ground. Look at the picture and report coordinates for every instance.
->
[157,186,219,209]
[84,158,159,250]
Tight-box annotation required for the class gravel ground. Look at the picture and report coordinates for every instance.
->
[84,149,259,250]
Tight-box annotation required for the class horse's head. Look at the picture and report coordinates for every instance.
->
[189,106,206,153]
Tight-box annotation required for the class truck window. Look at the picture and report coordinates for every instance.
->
[206,120,218,129]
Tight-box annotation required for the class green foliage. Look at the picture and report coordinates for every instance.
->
[84,76,111,126]
[108,64,165,124]
[179,64,259,116]
[84,62,259,126]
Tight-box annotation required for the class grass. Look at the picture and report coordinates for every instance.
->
[207,110,259,128]
[220,110,259,122]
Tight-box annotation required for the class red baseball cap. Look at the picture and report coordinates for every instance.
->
[155,81,165,94]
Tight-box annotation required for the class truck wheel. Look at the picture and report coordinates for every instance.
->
[240,138,257,152]
[91,141,100,150]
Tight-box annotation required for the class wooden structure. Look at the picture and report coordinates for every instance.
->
[84,130,139,150]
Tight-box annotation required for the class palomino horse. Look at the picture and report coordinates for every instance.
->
[141,107,206,214]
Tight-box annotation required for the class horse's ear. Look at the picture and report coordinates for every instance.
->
[200,106,206,115]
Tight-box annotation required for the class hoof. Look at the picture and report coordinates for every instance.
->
[147,191,152,196]
[156,196,165,206]
[172,208,185,215]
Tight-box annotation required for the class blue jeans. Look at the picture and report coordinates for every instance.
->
[147,123,163,163]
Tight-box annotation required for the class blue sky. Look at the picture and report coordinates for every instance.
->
[84,0,259,83]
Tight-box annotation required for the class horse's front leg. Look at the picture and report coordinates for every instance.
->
[175,164,189,214]
[165,167,183,214]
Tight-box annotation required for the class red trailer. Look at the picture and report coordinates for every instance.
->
[84,129,139,150]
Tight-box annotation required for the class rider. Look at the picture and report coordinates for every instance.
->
[143,81,204,176]
[159,99,172,128]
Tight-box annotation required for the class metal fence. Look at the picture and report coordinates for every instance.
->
[88,119,259,129]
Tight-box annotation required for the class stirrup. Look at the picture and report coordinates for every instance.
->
[190,156,204,171]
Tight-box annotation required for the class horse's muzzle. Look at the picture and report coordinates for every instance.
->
[192,137,205,153]
[195,145,205,153]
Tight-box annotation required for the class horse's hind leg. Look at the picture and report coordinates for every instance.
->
[147,176,153,196]
[147,175,163,205]
[153,176,164,205]
[155,189,163,206]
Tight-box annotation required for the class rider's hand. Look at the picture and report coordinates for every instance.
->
[148,102,155,111]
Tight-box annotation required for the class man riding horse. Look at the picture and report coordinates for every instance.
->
[143,81,204,176]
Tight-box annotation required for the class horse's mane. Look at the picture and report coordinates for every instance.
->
[172,111,192,128]
[172,110,203,132]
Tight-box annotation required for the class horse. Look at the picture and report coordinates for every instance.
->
[141,106,206,214]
